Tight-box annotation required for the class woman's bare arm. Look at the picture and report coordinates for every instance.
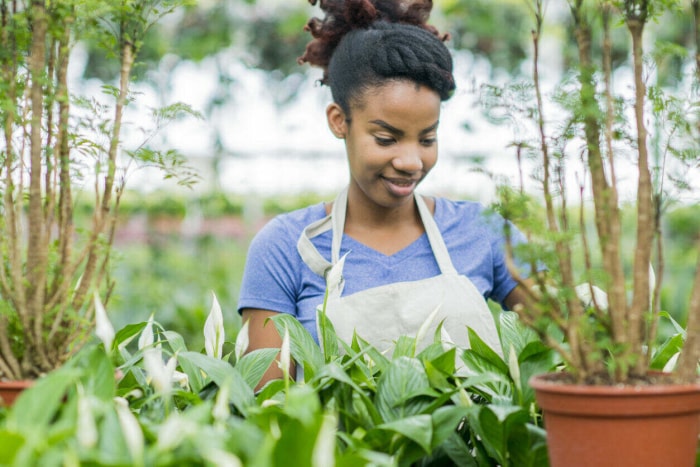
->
[241,309,296,392]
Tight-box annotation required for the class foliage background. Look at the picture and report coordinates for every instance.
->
[70,0,699,350]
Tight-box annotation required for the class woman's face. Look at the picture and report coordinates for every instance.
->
[327,80,441,212]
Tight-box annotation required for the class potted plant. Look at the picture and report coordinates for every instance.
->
[0,0,196,402]
[484,1,700,465]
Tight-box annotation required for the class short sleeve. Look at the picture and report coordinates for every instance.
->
[486,215,530,309]
[237,217,301,316]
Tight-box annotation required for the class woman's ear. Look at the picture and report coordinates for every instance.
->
[326,103,347,139]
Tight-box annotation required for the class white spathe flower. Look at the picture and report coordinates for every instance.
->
[204,450,243,467]
[114,397,145,467]
[138,314,155,350]
[312,412,337,467]
[649,262,656,307]
[204,292,225,359]
[261,398,282,408]
[440,324,456,351]
[234,319,250,362]
[508,345,521,393]
[212,380,230,423]
[416,303,442,348]
[172,370,190,389]
[94,291,115,351]
[156,413,197,451]
[278,326,291,377]
[143,347,177,396]
[574,283,609,310]
[325,252,349,296]
[77,386,98,449]
[662,352,680,373]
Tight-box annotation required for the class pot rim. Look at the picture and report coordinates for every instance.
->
[529,372,700,396]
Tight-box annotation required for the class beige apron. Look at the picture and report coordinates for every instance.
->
[296,188,503,359]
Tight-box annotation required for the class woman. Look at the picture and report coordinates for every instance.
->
[238,0,528,388]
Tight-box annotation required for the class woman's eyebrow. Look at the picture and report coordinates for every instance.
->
[370,119,404,136]
[369,119,439,136]
[420,121,440,135]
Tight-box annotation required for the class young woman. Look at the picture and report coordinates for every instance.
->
[238,0,528,388]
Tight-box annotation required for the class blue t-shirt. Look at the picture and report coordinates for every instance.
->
[237,196,524,343]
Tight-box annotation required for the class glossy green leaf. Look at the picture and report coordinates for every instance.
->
[178,351,254,414]
[270,314,324,380]
[466,327,509,375]
[317,307,340,362]
[376,357,431,422]
[0,430,24,464]
[376,414,433,453]
[6,368,81,431]
[236,348,280,390]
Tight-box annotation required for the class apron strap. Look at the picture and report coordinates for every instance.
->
[297,187,459,277]
[296,215,333,277]
[415,194,458,275]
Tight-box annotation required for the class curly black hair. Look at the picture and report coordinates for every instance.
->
[298,0,455,113]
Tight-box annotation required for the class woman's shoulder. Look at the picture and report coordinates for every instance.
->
[253,202,328,244]
[433,196,507,237]
[433,196,488,221]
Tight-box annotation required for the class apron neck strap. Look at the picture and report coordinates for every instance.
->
[415,193,458,274]
[297,186,458,277]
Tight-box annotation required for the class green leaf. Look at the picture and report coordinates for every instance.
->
[476,404,529,465]
[650,333,684,370]
[499,312,539,356]
[430,405,472,449]
[178,351,254,415]
[440,431,479,467]
[270,314,324,380]
[317,307,340,362]
[467,327,509,375]
[376,357,431,422]
[77,345,116,402]
[418,342,455,369]
[508,423,549,467]
[0,430,24,464]
[236,348,279,390]
[7,368,82,431]
[162,330,189,353]
[393,335,417,358]
[518,345,559,406]
[376,414,433,453]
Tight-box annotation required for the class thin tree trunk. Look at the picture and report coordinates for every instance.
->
[571,3,627,380]
[25,0,52,375]
[533,2,587,378]
[46,12,74,349]
[71,41,134,311]
[676,237,700,383]
[0,0,24,380]
[626,14,654,375]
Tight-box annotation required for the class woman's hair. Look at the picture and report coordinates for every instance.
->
[298,0,455,114]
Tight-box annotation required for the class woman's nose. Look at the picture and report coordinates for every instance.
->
[392,146,423,173]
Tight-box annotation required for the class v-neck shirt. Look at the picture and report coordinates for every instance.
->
[237,196,526,342]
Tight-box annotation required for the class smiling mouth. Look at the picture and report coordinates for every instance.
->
[381,176,419,197]
[382,177,418,186]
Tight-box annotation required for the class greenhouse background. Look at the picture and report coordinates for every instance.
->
[59,0,698,351]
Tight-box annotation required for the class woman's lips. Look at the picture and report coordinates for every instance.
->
[382,176,418,197]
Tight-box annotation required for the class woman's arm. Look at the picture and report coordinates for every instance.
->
[241,309,296,392]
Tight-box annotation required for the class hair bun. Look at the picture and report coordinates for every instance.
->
[299,0,446,74]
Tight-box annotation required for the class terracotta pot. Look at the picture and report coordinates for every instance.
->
[530,373,700,467]
[0,380,33,407]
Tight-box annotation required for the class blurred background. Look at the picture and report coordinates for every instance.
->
[67,0,699,350]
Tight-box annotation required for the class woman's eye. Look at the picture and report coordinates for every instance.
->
[375,137,395,146]
[421,138,436,146]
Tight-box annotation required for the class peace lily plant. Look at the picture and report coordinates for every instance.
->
[487,0,700,385]
[0,287,556,465]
